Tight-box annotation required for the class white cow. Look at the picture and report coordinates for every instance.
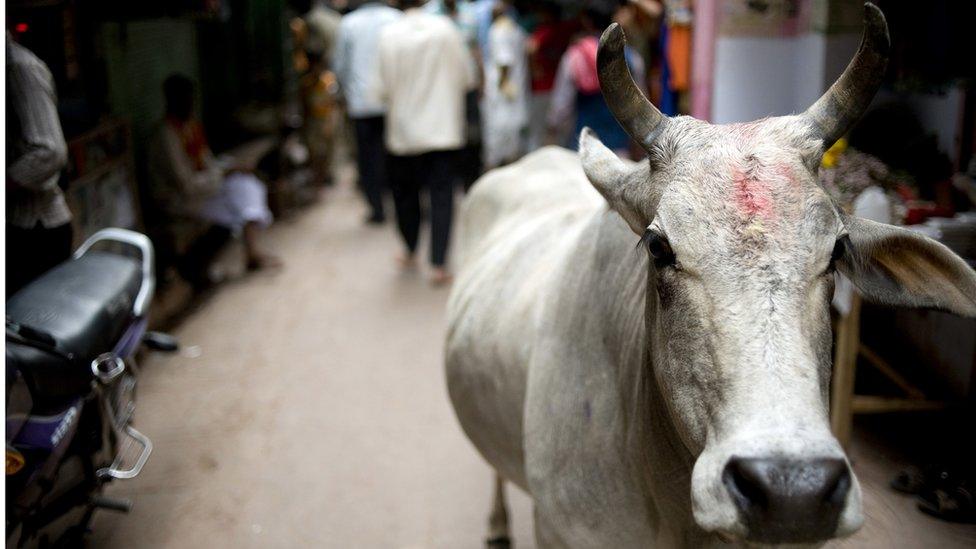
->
[446,4,976,548]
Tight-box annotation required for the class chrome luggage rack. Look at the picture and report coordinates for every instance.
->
[77,228,157,481]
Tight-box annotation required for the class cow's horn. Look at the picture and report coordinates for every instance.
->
[804,2,890,150]
[598,23,666,149]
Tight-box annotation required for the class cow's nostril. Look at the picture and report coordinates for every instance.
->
[723,458,769,512]
[722,457,851,543]
[823,460,852,507]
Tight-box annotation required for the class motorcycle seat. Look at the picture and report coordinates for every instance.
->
[7,251,143,397]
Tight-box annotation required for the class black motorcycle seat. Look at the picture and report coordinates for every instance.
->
[7,250,142,370]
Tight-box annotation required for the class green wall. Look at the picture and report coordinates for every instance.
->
[100,19,203,166]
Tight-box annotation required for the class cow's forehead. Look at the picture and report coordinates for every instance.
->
[648,117,841,266]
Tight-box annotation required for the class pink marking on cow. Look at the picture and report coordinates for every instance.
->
[732,165,774,220]
[730,159,802,223]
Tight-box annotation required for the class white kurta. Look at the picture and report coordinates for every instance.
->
[377,9,476,156]
[199,171,273,232]
[149,124,273,233]
[481,16,529,169]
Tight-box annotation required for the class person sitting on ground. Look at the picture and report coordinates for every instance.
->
[149,74,281,288]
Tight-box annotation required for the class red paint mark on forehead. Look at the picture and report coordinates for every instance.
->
[730,160,798,221]
[733,166,773,219]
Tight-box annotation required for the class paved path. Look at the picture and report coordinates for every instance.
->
[92,176,975,548]
[92,179,534,548]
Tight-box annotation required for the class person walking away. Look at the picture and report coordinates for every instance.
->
[548,5,645,158]
[334,0,402,224]
[149,75,281,289]
[291,0,342,185]
[6,32,72,297]
[526,1,574,151]
[377,0,477,285]
[300,51,341,186]
[427,0,479,47]
[481,1,529,170]
[296,0,342,65]
[428,0,483,191]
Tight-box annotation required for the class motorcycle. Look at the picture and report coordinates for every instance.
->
[6,228,177,547]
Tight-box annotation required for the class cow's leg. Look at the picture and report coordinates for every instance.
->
[486,473,511,548]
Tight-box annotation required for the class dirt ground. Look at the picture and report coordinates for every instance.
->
[91,174,976,548]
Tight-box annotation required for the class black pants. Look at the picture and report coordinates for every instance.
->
[388,150,457,267]
[6,222,73,298]
[459,90,483,192]
[352,116,388,221]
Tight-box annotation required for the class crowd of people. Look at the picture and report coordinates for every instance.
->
[6,0,669,296]
[328,0,665,284]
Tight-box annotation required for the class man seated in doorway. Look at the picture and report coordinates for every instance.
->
[149,74,281,288]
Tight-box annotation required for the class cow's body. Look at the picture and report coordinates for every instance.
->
[445,7,976,548]
[447,147,696,546]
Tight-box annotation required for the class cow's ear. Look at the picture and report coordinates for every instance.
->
[838,216,976,316]
[579,128,649,235]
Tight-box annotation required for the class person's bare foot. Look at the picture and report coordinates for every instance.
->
[396,252,417,270]
[429,266,453,286]
[246,254,283,272]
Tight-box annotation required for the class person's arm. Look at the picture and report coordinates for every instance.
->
[547,52,576,132]
[492,24,517,99]
[333,21,350,92]
[7,58,68,189]
[158,126,222,199]
[376,29,391,104]
[453,25,478,92]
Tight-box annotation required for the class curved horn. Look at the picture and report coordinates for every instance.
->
[598,23,666,149]
[805,2,890,149]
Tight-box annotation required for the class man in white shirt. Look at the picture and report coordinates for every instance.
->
[334,0,402,223]
[377,0,476,284]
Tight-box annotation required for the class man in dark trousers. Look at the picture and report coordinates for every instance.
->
[377,0,476,285]
[334,0,402,223]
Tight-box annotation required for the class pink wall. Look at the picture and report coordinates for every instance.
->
[690,0,719,120]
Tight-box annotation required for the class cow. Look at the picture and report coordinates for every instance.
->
[445,4,976,548]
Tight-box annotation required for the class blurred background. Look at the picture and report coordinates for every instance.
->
[5,0,976,547]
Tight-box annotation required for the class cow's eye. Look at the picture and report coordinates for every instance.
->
[641,230,676,268]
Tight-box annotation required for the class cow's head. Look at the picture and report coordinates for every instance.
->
[581,3,976,545]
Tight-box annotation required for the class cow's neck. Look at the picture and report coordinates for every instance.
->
[590,208,700,540]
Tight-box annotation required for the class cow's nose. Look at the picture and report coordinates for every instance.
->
[723,457,850,543]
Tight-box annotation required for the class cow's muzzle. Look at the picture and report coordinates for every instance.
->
[722,457,851,544]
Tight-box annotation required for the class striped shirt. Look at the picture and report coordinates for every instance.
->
[6,35,71,229]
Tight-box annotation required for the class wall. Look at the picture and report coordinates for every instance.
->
[100,19,202,168]
[874,87,965,163]
[711,31,860,124]
[705,4,963,164]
